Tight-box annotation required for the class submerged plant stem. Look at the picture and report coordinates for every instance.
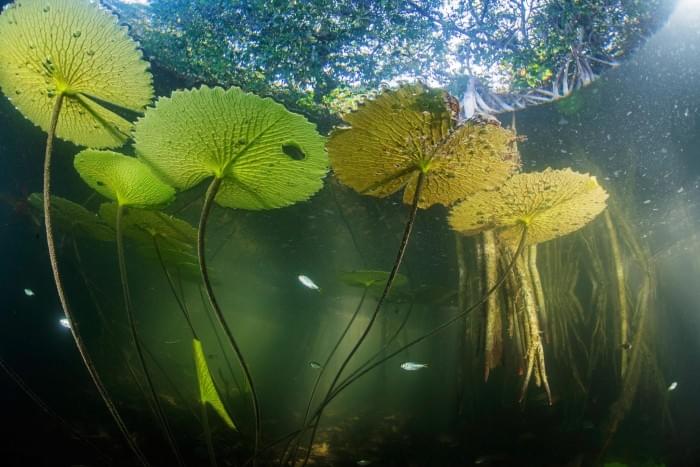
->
[287,228,529,457]
[116,205,185,467]
[298,172,427,466]
[198,177,261,459]
[43,94,150,467]
[284,288,369,464]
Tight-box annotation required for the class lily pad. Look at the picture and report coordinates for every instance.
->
[28,193,114,242]
[448,168,609,246]
[0,0,153,147]
[133,85,328,210]
[327,83,520,208]
[74,150,175,208]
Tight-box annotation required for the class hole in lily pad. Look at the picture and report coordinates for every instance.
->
[282,143,306,161]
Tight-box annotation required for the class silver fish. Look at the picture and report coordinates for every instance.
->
[298,275,320,291]
[668,381,678,391]
[309,361,322,369]
[24,288,35,297]
[357,460,372,466]
[400,362,428,371]
[59,318,71,329]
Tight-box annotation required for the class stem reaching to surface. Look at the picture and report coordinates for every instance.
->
[153,237,197,338]
[198,177,260,460]
[283,288,369,464]
[323,227,529,413]
[43,94,150,467]
[116,205,186,467]
[298,172,427,466]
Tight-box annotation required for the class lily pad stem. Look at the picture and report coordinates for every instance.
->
[315,227,529,418]
[116,204,185,467]
[284,288,369,464]
[43,94,150,467]
[298,172,427,466]
[198,177,261,460]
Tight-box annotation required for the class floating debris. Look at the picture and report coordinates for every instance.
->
[23,288,35,297]
[298,274,320,291]
[668,381,678,391]
[620,342,632,351]
[400,362,429,371]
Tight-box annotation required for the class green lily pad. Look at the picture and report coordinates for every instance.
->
[28,193,114,242]
[0,0,153,148]
[75,150,175,208]
[193,338,236,430]
[99,203,195,250]
[134,85,328,210]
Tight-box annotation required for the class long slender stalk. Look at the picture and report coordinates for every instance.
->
[43,94,149,467]
[284,288,369,464]
[153,237,197,337]
[305,228,530,433]
[604,210,629,378]
[198,177,260,459]
[202,402,218,467]
[116,205,186,467]
[297,172,427,466]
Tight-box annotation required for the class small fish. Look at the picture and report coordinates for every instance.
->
[400,362,428,371]
[620,342,632,351]
[59,318,71,329]
[298,274,320,291]
[357,460,372,466]
[24,288,35,297]
[309,361,322,369]
[668,381,678,391]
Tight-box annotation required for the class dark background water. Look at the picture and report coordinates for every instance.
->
[1,1,699,466]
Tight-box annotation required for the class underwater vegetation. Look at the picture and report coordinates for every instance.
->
[0,1,674,466]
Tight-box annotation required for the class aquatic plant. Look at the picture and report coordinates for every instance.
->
[73,149,184,465]
[27,193,115,242]
[449,168,609,403]
[288,83,520,465]
[133,85,328,456]
[0,1,152,463]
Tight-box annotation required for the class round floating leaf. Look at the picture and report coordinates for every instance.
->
[0,0,153,148]
[99,202,196,252]
[28,193,114,241]
[74,150,175,208]
[134,86,328,210]
[448,168,609,246]
[339,270,408,289]
[327,84,520,208]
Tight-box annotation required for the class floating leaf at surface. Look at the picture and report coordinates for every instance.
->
[193,338,236,430]
[28,193,114,242]
[74,150,175,208]
[449,168,609,246]
[327,84,520,208]
[134,86,328,210]
[0,0,153,147]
